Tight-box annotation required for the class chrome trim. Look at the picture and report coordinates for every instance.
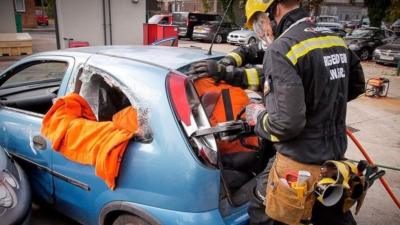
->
[1,106,44,118]
[9,153,90,191]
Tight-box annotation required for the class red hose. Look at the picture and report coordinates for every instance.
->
[346,129,400,209]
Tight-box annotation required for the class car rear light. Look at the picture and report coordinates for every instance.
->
[166,72,191,126]
[167,71,218,167]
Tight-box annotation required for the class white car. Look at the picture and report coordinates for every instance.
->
[317,15,344,29]
[227,29,258,45]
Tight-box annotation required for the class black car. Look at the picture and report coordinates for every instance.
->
[172,12,222,39]
[373,37,400,66]
[0,146,31,225]
[192,21,240,43]
[345,27,395,60]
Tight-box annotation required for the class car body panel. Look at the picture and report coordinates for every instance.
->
[0,46,248,225]
[192,22,240,43]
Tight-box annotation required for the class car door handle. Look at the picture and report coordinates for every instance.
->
[32,135,47,150]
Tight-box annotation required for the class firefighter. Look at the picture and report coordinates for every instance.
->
[243,0,365,225]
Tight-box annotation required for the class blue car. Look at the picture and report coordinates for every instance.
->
[0,46,264,225]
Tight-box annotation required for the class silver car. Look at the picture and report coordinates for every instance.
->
[227,29,258,45]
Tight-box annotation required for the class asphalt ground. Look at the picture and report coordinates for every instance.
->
[0,32,399,224]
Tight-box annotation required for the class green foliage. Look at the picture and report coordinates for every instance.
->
[365,0,391,27]
[386,0,400,23]
[202,0,212,13]
[46,0,54,19]
[219,0,235,21]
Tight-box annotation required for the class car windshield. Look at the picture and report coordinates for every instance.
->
[172,12,188,22]
[148,15,163,23]
[349,29,374,38]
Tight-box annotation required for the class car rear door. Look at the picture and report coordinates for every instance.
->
[0,56,75,203]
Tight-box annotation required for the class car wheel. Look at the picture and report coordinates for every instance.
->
[215,34,223,44]
[248,37,256,45]
[112,214,151,225]
[359,48,370,61]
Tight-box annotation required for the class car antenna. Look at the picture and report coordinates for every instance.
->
[207,0,233,55]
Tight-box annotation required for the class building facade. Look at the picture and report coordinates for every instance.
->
[56,0,146,48]
[319,0,367,20]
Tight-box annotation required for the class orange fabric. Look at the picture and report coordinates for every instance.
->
[194,78,259,154]
[41,93,138,189]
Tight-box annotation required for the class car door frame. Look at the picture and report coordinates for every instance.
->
[0,55,76,204]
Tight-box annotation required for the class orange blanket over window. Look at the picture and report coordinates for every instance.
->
[41,93,138,189]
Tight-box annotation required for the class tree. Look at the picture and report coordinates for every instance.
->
[219,0,235,22]
[201,0,212,13]
[364,0,391,27]
[386,0,400,23]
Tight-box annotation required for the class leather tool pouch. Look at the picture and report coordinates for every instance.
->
[265,153,321,225]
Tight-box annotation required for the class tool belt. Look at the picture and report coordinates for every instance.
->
[265,153,321,225]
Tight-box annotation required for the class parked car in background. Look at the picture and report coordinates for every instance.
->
[0,46,266,225]
[345,20,361,30]
[227,29,258,45]
[391,19,400,35]
[0,146,31,225]
[316,15,344,29]
[36,10,48,26]
[172,12,221,39]
[148,14,172,25]
[373,37,400,65]
[192,21,240,43]
[317,26,347,38]
[345,27,395,60]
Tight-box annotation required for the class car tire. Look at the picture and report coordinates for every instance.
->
[215,34,223,44]
[248,37,256,45]
[112,214,151,225]
[359,48,370,61]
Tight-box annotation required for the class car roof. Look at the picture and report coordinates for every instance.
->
[35,46,223,70]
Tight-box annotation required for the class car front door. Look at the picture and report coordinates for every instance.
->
[0,56,75,203]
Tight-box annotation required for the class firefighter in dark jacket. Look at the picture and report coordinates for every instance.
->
[243,0,366,225]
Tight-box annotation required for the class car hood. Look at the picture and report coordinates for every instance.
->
[317,22,342,28]
[376,44,400,51]
[229,30,253,36]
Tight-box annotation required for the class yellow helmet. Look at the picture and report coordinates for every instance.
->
[245,0,276,29]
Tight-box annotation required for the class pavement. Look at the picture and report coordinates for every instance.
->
[0,32,399,224]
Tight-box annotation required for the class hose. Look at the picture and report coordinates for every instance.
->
[346,129,400,209]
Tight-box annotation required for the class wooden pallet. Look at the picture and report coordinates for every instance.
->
[0,33,33,56]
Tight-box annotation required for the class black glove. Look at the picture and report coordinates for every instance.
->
[188,60,226,82]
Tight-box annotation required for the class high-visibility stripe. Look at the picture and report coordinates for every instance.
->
[262,114,280,142]
[245,68,260,87]
[227,52,243,67]
[286,36,347,65]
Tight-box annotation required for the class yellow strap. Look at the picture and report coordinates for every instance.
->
[227,52,243,67]
[245,68,260,88]
[286,36,348,65]
[262,114,280,142]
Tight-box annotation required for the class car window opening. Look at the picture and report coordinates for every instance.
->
[0,61,68,115]
[78,74,131,122]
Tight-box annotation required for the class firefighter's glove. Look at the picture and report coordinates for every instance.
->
[188,60,226,82]
[245,103,265,126]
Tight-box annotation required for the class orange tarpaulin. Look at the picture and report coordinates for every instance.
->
[194,78,258,154]
[41,93,138,189]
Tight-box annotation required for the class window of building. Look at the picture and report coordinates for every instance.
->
[14,0,26,12]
